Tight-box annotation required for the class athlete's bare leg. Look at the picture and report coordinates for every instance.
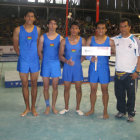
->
[75,81,82,110]
[101,84,109,119]
[52,77,59,114]
[43,77,50,115]
[19,73,30,116]
[85,83,98,116]
[30,72,39,116]
[64,81,71,110]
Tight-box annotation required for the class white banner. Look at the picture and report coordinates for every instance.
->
[82,46,111,56]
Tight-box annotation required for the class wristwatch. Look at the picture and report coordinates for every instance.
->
[135,71,140,75]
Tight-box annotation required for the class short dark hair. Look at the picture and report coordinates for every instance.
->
[70,21,80,29]
[24,9,37,18]
[47,18,57,25]
[120,18,131,26]
[95,20,107,29]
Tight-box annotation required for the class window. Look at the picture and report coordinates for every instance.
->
[55,0,62,4]
[107,0,109,6]
[56,0,80,5]
[50,0,53,3]
[115,0,116,9]
[73,0,80,5]
[28,0,79,5]
[46,0,53,3]
[63,0,66,4]
[28,0,35,2]
[121,0,123,7]
[38,0,45,3]
[128,0,129,9]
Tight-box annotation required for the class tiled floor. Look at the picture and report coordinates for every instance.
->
[0,62,140,140]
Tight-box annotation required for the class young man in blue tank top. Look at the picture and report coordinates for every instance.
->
[38,18,63,115]
[59,21,86,115]
[13,9,41,117]
[85,21,115,119]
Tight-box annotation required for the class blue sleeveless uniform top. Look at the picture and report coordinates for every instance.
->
[19,25,39,62]
[42,34,60,61]
[65,37,82,64]
[90,36,110,65]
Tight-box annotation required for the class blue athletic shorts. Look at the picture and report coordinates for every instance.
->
[41,60,61,78]
[62,63,83,82]
[88,63,110,84]
[17,57,40,73]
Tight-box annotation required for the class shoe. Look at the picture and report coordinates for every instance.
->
[127,115,134,122]
[115,112,125,118]
[59,109,69,115]
[76,110,84,116]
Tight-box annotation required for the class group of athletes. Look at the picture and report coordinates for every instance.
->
[13,9,140,122]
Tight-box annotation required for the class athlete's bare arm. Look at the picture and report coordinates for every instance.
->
[110,39,116,54]
[130,56,140,80]
[13,26,20,56]
[86,36,95,62]
[38,35,44,60]
[134,37,140,77]
[81,38,86,63]
[37,26,41,45]
[59,39,67,63]
[136,56,140,72]
[59,38,74,66]
[135,38,140,73]
[86,36,92,46]
[60,36,64,42]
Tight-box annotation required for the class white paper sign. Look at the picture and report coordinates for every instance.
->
[82,46,111,56]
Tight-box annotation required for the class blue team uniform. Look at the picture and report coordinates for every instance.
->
[62,37,83,82]
[40,34,61,78]
[88,36,110,84]
[17,25,40,73]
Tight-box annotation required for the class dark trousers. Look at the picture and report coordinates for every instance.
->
[114,75,136,117]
